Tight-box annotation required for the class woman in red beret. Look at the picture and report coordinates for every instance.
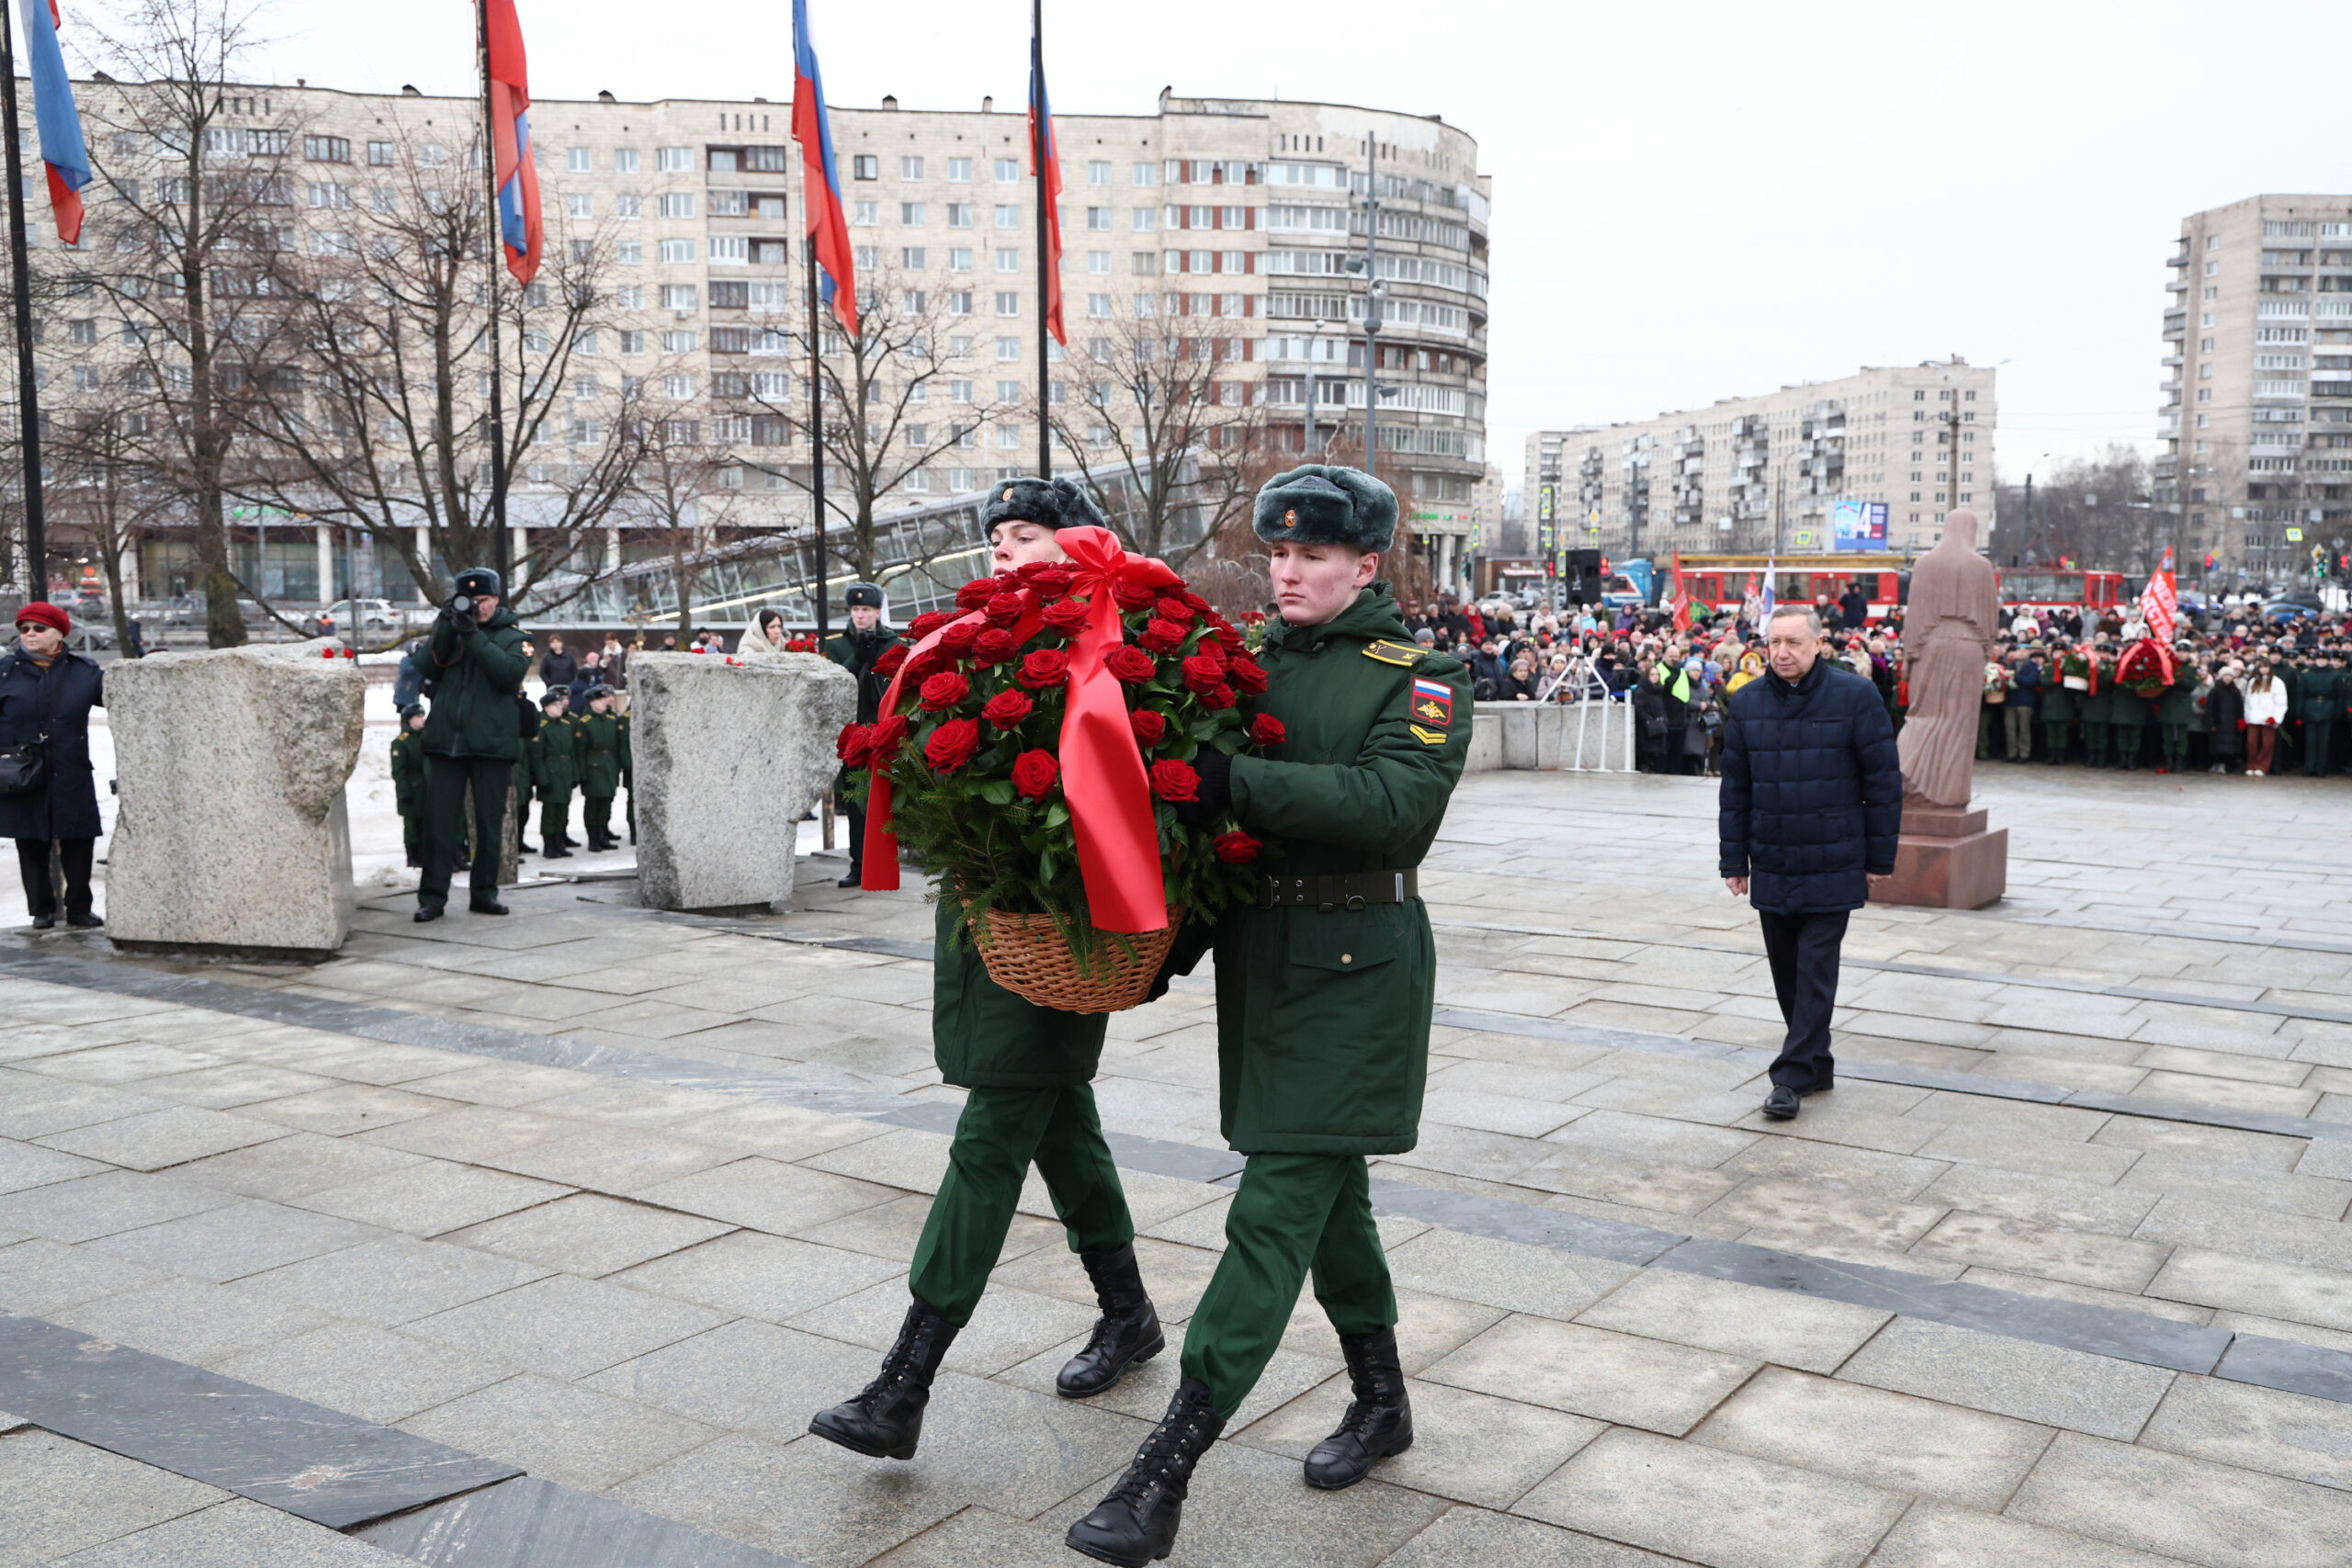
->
[0,604,106,927]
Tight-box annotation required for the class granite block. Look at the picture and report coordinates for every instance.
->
[1837,1316,2175,1441]
[2008,1431,2352,1568]
[1422,1314,1758,1435]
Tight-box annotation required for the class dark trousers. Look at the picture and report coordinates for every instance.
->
[420,755,512,911]
[908,1084,1134,1327]
[1758,908,1849,1090]
[537,785,572,849]
[15,837,94,920]
[840,793,866,876]
[583,794,615,842]
[2305,722,2335,777]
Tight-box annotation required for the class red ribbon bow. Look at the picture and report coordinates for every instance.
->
[862,525,1182,934]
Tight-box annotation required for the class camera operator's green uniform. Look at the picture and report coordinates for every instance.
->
[418,578,529,915]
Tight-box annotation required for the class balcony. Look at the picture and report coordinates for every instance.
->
[2165,310,2187,333]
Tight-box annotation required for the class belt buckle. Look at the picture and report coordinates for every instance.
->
[1343,894,1366,912]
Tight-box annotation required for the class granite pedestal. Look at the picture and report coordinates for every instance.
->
[1870,804,2007,910]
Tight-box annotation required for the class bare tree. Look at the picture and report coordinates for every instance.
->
[622,387,744,639]
[47,391,164,652]
[1039,315,1267,571]
[1991,446,2155,573]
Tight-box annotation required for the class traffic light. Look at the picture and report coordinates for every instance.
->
[1564,549,1603,604]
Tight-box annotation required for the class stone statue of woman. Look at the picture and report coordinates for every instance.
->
[1895,508,2001,809]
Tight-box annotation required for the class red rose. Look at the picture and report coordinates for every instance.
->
[1114,581,1158,611]
[1181,654,1227,694]
[1138,618,1186,654]
[1149,759,1200,802]
[873,644,909,677]
[1153,597,1198,626]
[1011,749,1059,800]
[1182,591,1212,614]
[1227,658,1268,695]
[1199,682,1237,710]
[900,647,947,685]
[985,590,1029,626]
[938,618,981,653]
[924,717,981,773]
[835,722,874,767]
[981,689,1035,729]
[907,611,954,640]
[1105,645,1157,683]
[1130,709,1168,746]
[1019,564,1076,600]
[867,714,910,760]
[1212,830,1261,864]
[919,671,970,711]
[972,628,1020,666]
[1018,649,1072,689]
[1040,599,1091,634]
[1250,714,1286,747]
[955,579,997,609]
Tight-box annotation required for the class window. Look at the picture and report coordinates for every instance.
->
[620,330,646,355]
[996,291,1020,316]
[306,182,349,209]
[947,202,974,229]
[566,193,593,220]
[947,157,972,183]
[367,141,393,165]
[710,235,748,264]
[566,147,591,173]
[1088,251,1110,274]
[416,141,447,167]
[854,200,879,226]
[615,284,646,309]
[995,204,1021,230]
[854,244,881,269]
[996,247,1020,273]
[2204,287,2218,301]
[1087,293,1112,318]
[995,157,1020,182]
[615,149,640,174]
[949,335,973,356]
[658,192,695,219]
[901,201,926,225]
[662,330,698,352]
[900,155,923,180]
[952,379,974,403]
[614,194,641,220]
[948,290,973,315]
[1132,162,1157,187]
[1131,207,1158,233]
[901,245,926,269]
[659,238,697,263]
[853,153,878,180]
[708,189,746,217]
[1087,207,1111,231]
[997,336,1020,360]
[657,146,695,173]
[660,284,699,310]
[996,378,1022,403]
[1132,251,1159,276]
[67,318,96,344]
[949,247,973,271]
[902,289,926,313]
[997,424,1021,449]
[617,241,643,265]
[305,135,349,163]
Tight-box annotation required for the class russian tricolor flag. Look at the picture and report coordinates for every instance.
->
[481,0,542,286]
[1028,4,1065,345]
[19,0,90,246]
[792,0,856,334]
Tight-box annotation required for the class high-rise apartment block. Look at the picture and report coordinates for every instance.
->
[2156,195,2352,585]
[1523,361,1996,566]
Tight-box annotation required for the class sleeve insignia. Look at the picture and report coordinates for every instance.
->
[1408,724,1450,746]
[1363,640,1419,666]
[1410,677,1453,727]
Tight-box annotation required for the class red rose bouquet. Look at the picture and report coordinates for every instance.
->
[2115,637,2176,698]
[838,529,1277,1007]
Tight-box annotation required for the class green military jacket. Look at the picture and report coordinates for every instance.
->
[932,898,1108,1089]
[578,711,631,798]
[1210,582,1472,1156]
[2109,682,2150,728]
[528,713,582,796]
[823,624,903,725]
[2154,673,2199,725]
[2037,672,2077,724]
[422,606,530,761]
[2294,665,2341,719]
[389,728,427,816]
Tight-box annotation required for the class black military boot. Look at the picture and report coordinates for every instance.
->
[1303,1327,1414,1490]
[807,1297,958,1461]
[1065,1378,1223,1566]
[1057,1242,1165,1398]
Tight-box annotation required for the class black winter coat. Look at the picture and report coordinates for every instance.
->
[2205,681,2245,757]
[1718,658,1902,914]
[0,648,105,840]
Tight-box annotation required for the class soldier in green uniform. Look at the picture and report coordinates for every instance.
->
[526,689,582,860]
[807,477,1167,1468]
[576,685,631,851]
[2040,643,2080,764]
[821,583,901,886]
[390,705,428,868]
[2154,657,2199,774]
[2079,643,2116,768]
[2298,649,2343,776]
[1067,466,1473,1567]
[416,567,529,921]
[2110,665,2151,770]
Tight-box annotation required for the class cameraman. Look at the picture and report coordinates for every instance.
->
[416,567,529,922]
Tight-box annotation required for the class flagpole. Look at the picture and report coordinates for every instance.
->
[0,3,49,594]
[477,0,511,581]
[1031,0,1050,478]
[807,235,828,639]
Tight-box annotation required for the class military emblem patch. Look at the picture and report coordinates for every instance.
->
[1283,508,1297,527]
[1408,724,1449,746]
[1002,487,1015,501]
[1410,678,1453,727]
[1362,640,1418,666]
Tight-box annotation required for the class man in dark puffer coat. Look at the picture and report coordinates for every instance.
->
[1718,604,1902,1122]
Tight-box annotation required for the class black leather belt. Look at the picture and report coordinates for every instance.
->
[1257,870,1419,911]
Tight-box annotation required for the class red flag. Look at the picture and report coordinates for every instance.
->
[1028,6,1065,345]
[2139,547,2178,644]
[481,0,541,285]
[791,0,856,334]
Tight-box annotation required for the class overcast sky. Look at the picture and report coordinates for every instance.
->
[201,0,2345,488]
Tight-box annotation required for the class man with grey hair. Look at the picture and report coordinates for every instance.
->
[1717,602,1903,1120]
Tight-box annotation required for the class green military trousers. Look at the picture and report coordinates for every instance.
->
[908,1084,1134,1326]
[2082,721,2109,766]
[2305,722,2335,777]
[583,794,615,841]
[1180,1153,1396,1421]
[2159,722,2190,773]
[538,785,572,848]
[2042,719,2071,764]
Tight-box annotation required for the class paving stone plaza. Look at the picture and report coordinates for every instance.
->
[5,763,2352,1567]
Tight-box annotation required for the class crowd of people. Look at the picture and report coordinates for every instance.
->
[1394,587,2352,780]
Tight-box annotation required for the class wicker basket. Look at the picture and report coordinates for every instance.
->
[967,906,1183,1014]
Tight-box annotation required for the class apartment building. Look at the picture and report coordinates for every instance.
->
[2155,195,2352,586]
[1523,360,1996,567]
[26,79,1489,607]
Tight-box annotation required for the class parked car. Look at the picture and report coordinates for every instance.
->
[62,622,114,653]
[325,598,407,639]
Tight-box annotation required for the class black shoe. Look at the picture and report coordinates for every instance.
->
[1058,1242,1165,1399]
[1762,1084,1802,1121]
[1801,1066,1835,1096]
[65,913,103,929]
[1066,1378,1224,1566]
[1304,1327,1414,1490]
[517,842,537,855]
[414,907,444,923]
[28,914,54,931]
[469,901,510,916]
[837,872,862,888]
[544,847,572,860]
[808,1297,958,1461]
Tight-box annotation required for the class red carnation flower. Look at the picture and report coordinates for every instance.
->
[1113,581,1158,611]
[980,689,1034,729]
[984,590,1029,626]
[1149,759,1200,802]
[1040,599,1091,634]
[1130,709,1167,746]
[919,671,970,711]
[924,717,981,773]
[1181,654,1227,694]
[1138,617,1186,654]
[1011,749,1060,800]
[1213,830,1261,864]
[938,619,981,654]
[955,579,997,610]
[835,722,874,767]
[1199,682,1238,710]
[1019,564,1076,600]
[867,714,910,759]
[1153,597,1198,625]
[1250,714,1286,747]
[1018,649,1072,689]
[907,611,954,640]
[971,628,1020,666]
[1105,646,1157,683]
[1227,658,1268,695]
[873,644,909,677]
